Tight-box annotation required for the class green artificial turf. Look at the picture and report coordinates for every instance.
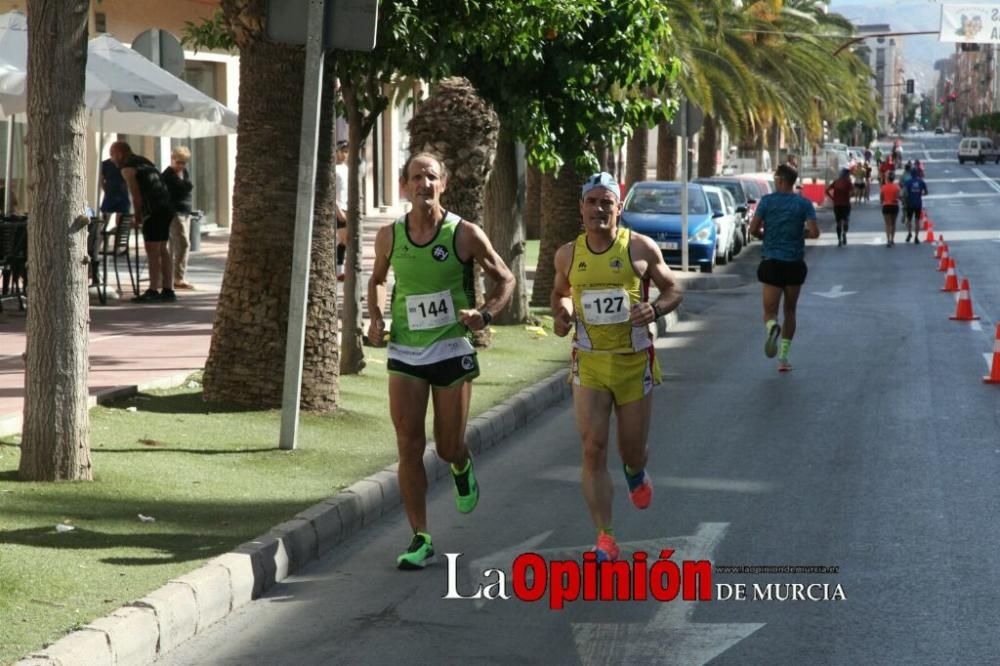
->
[0,322,568,664]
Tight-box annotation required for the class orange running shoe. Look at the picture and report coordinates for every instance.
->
[624,465,653,510]
[593,532,620,563]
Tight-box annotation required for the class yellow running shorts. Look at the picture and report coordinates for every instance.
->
[570,347,662,406]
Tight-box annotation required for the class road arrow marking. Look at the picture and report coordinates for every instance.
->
[571,523,764,666]
[971,320,983,332]
[813,285,857,299]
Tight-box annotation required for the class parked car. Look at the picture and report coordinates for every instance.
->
[958,137,1000,164]
[702,185,739,266]
[935,126,945,135]
[620,181,717,273]
[694,176,752,250]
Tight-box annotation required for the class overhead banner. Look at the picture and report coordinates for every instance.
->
[940,5,1000,43]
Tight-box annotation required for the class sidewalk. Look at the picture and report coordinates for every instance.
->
[0,218,387,439]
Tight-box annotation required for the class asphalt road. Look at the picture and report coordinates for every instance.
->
[158,131,1000,666]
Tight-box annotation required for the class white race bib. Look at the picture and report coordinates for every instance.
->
[405,290,456,330]
[580,288,630,325]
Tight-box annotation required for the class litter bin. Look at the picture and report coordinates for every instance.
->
[189,211,203,252]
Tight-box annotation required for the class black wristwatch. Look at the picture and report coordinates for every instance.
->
[651,303,662,319]
[479,308,493,327]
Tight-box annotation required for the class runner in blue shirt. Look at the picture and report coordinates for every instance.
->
[748,164,820,372]
[903,170,928,244]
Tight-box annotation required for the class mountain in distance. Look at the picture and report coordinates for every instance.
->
[827,0,955,95]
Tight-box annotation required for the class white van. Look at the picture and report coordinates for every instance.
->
[958,137,1000,164]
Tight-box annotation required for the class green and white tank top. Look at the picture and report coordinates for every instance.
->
[388,212,475,365]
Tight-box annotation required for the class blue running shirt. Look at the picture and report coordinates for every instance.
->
[756,192,816,262]
[905,176,927,208]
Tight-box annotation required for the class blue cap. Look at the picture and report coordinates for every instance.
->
[582,172,620,199]
[840,167,850,177]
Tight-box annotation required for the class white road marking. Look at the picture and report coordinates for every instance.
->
[971,321,983,332]
[812,285,857,299]
[571,523,766,666]
[985,353,994,371]
[923,191,1000,200]
[970,167,1000,194]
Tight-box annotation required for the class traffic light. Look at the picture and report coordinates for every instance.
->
[906,79,914,94]
[961,43,981,52]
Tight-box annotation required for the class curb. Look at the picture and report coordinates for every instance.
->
[0,371,196,439]
[14,313,681,665]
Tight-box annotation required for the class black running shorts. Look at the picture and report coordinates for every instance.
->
[757,258,808,287]
[906,206,921,221]
[387,354,480,387]
[833,205,850,222]
[882,205,899,218]
[142,211,173,242]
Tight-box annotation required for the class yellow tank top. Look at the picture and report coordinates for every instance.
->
[569,227,651,353]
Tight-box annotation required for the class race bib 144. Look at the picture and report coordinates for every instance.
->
[406,289,456,330]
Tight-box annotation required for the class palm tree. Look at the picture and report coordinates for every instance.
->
[530,163,580,307]
[202,1,340,411]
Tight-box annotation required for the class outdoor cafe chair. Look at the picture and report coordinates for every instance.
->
[98,214,141,301]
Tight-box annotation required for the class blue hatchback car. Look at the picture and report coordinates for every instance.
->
[620,181,717,273]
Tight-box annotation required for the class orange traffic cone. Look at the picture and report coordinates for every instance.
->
[949,278,980,321]
[937,245,950,271]
[985,324,1000,384]
[926,227,936,243]
[934,236,945,258]
[941,258,959,292]
[922,213,930,230]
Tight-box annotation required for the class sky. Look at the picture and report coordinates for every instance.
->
[827,0,959,94]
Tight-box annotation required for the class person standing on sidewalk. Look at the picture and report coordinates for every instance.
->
[880,170,901,247]
[162,146,196,290]
[749,163,820,372]
[111,141,176,303]
[825,167,852,247]
[367,152,514,570]
[334,140,348,281]
[903,166,928,244]
[100,157,130,223]
[550,172,682,562]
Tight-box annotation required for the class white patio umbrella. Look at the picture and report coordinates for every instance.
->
[0,12,238,212]
[0,13,237,137]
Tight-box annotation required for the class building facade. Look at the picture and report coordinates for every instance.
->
[854,24,904,136]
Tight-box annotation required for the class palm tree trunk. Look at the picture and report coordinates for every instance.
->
[203,31,340,410]
[483,127,528,324]
[769,119,781,167]
[698,115,718,178]
[524,163,541,240]
[530,163,580,307]
[656,120,677,180]
[625,125,649,191]
[339,80,365,374]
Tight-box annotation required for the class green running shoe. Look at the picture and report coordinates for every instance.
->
[764,322,781,358]
[452,456,479,514]
[397,532,435,570]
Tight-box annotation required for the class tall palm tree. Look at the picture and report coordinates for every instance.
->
[203,0,340,411]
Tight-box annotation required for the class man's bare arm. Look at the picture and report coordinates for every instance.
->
[457,221,514,330]
[630,234,682,326]
[550,243,574,337]
[805,217,820,239]
[749,214,764,240]
[120,168,143,223]
[366,223,394,346]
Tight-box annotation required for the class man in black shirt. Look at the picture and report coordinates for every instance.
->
[110,141,176,302]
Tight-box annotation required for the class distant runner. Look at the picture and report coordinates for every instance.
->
[749,164,820,372]
[904,165,928,244]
